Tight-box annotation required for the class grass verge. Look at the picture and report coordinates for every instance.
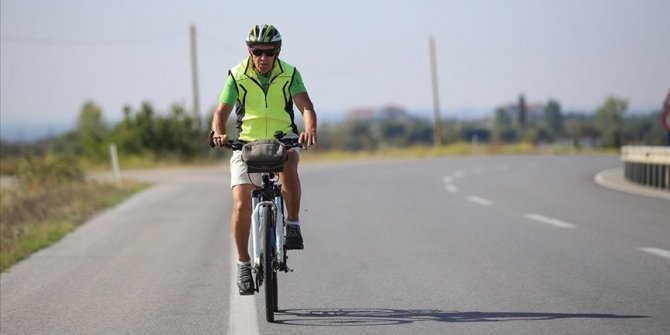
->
[302,142,618,162]
[0,180,149,272]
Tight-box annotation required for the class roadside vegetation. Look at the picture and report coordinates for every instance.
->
[0,154,147,272]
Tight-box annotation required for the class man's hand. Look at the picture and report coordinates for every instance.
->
[211,132,229,147]
[299,131,317,148]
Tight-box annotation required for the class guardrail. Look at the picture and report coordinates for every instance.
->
[621,146,670,191]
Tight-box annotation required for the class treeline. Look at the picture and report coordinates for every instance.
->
[1,95,666,165]
[486,95,666,148]
[315,96,666,151]
[49,102,209,163]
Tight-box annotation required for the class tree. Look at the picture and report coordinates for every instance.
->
[495,107,512,128]
[77,101,107,160]
[595,96,628,147]
[517,94,527,129]
[622,110,666,145]
[543,99,564,139]
[106,102,207,160]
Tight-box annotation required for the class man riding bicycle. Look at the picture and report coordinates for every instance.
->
[211,24,317,295]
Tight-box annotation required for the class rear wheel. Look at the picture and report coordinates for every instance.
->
[261,206,276,322]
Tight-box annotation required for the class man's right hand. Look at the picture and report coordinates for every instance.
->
[210,131,229,147]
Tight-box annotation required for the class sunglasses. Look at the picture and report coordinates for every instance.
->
[251,48,278,57]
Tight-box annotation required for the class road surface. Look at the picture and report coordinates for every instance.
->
[1,155,669,334]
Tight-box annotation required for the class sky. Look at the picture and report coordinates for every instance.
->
[1,0,669,141]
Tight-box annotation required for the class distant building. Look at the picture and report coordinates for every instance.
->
[346,104,411,122]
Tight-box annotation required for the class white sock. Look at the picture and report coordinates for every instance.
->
[238,261,251,266]
[286,219,300,226]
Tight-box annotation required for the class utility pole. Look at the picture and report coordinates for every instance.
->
[429,36,442,147]
[190,24,201,129]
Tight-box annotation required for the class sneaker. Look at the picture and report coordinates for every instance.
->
[284,224,304,250]
[237,263,254,295]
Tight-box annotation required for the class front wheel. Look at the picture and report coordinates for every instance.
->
[261,206,276,322]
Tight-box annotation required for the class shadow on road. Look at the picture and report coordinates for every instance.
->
[274,308,648,327]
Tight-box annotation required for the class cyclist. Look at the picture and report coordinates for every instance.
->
[211,24,317,295]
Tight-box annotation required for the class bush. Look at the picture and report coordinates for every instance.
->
[16,153,85,190]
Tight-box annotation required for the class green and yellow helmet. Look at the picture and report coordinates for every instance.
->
[246,24,282,47]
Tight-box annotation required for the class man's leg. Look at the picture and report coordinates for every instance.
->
[280,150,304,249]
[232,184,255,262]
[280,150,301,221]
[232,183,255,295]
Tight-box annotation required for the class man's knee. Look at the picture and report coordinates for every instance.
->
[232,185,254,214]
[234,199,251,213]
[282,150,299,177]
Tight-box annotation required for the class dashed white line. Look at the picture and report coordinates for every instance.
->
[524,213,576,229]
[468,196,493,206]
[639,247,670,260]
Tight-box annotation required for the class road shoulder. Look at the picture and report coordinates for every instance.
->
[595,168,670,200]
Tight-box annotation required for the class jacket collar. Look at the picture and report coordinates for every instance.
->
[243,57,284,82]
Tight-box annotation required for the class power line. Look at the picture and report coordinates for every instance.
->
[0,32,184,47]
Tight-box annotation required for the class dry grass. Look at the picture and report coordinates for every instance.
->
[302,142,617,162]
[0,180,148,272]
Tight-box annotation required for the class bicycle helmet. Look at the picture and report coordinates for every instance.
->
[246,24,282,47]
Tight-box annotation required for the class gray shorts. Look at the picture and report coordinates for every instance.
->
[229,148,301,188]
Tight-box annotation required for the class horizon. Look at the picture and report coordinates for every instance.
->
[1,104,663,143]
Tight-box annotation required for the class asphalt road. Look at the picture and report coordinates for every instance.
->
[1,155,669,335]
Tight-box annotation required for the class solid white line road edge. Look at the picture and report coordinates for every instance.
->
[594,168,670,200]
[524,213,577,229]
[228,243,259,335]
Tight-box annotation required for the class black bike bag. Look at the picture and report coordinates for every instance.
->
[241,140,288,173]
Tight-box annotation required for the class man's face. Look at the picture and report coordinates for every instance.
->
[249,45,279,74]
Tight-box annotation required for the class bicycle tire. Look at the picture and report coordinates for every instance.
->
[273,271,278,311]
[261,205,276,322]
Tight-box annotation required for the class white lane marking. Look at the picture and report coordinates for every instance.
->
[639,247,670,260]
[229,243,259,335]
[446,184,459,193]
[468,196,493,206]
[524,213,576,229]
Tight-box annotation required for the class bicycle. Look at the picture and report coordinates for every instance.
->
[209,130,302,322]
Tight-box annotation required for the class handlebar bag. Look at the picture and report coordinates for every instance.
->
[242,140,288,173]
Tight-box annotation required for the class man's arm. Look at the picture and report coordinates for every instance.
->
[211,102,233,145]
[293,92,317,148]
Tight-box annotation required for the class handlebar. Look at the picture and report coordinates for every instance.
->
[208,131,303,150]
